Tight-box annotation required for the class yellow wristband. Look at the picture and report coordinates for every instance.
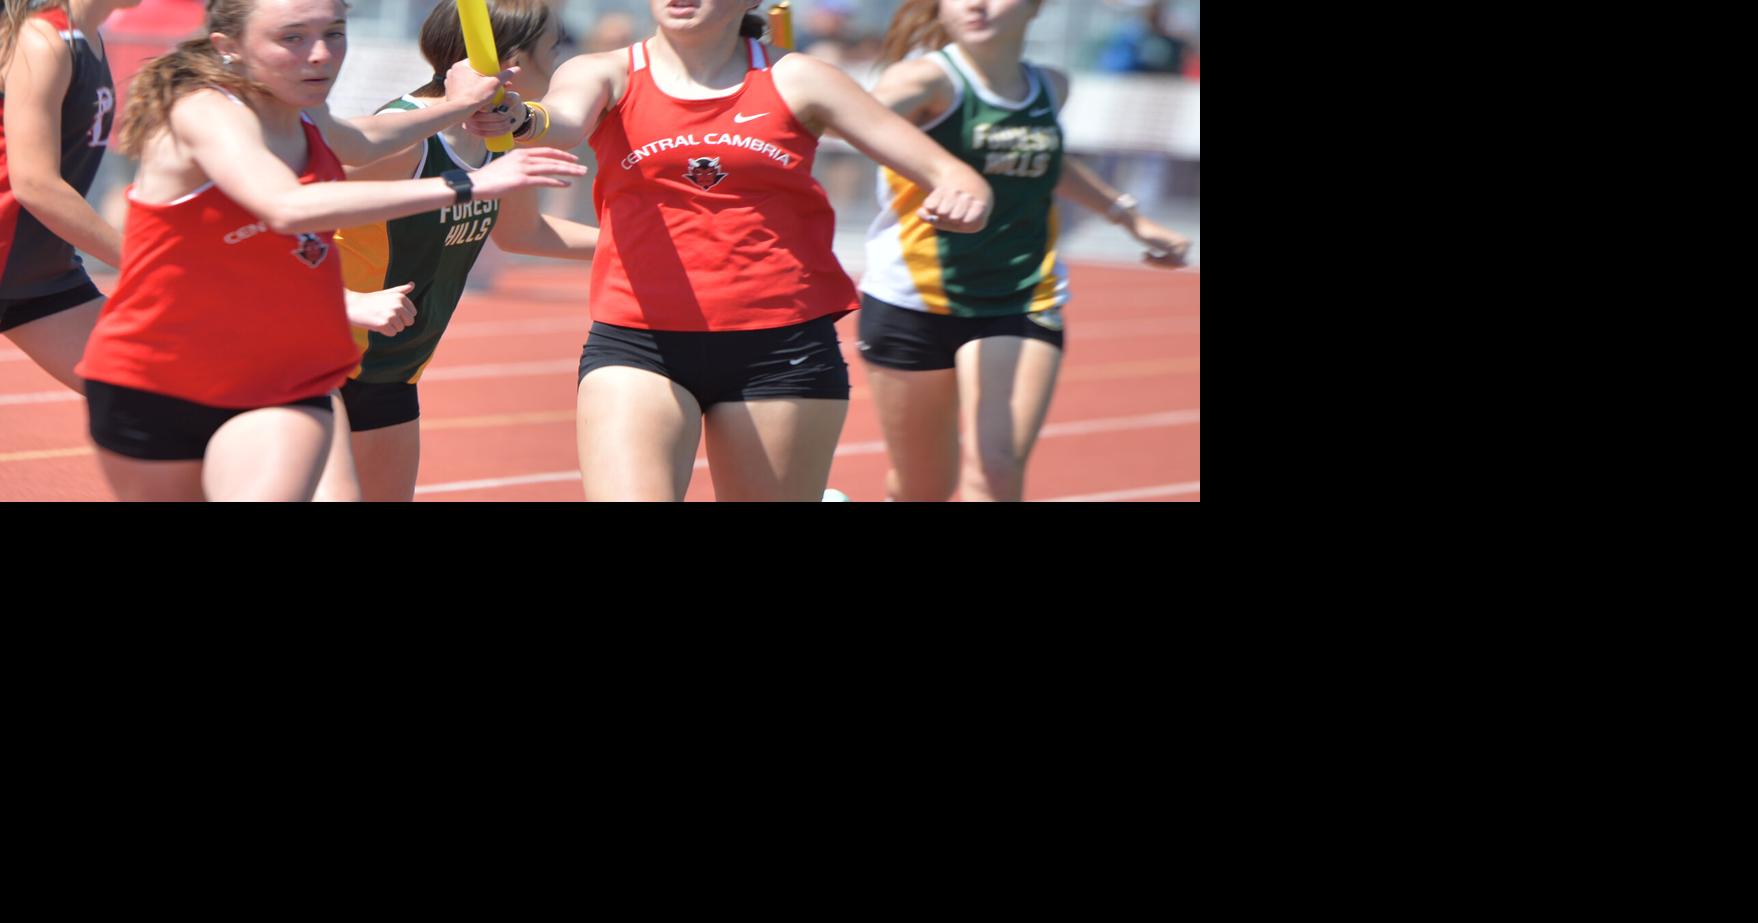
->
[510,102,537,138]
[519,101,552,145]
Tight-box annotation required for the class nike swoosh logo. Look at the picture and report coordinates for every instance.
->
[733,113,770,124]
[789,355,809,366]
[1030,106,1055,117]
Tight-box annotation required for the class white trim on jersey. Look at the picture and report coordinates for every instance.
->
[631,41,647,72]
[920,52,964,134]
[944,44,1043,111]
[859,53,964,311]
[1039,63,1062,112]
[438,132,491,171]
[395,95,490,171]
[860,169,929,311]
[395,96,433,178]
[129,182,215,207]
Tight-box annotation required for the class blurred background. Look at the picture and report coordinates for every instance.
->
[95,0,1200,278]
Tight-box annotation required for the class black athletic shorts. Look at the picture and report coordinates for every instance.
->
[339,378,420,432]
[0,279,102,333]
[855,293,1065,372]
[577,315,850,408]
[86,380,333,461]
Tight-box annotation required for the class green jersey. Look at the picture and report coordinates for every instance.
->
[336,96,503,383]
[861,46,1068,318]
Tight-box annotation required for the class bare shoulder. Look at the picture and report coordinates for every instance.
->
[169,87,258,141]
[769,47,849,84]
[771,49,892,110]
[2,17,75,88]
[16,15,69,50]
[553,48,630,88]
[171,87,254,121]
[547,47,631,116]
[136,92,226,198]
[865,55,956,122]
[880,55,956,94]
[770,49,882,131]
[17,16,69,51]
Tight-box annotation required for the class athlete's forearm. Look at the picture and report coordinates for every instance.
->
[342,102,478,164]
[500,215,599,260]
[11,178,123,267]
[264,178,456,236]
[1057,158,1123,218]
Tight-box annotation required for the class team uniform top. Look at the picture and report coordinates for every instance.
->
[77,110,357,408]
[862,45,1068,319]
[0,6,115,299]
[588,38,858,332]
[335,96,501,384]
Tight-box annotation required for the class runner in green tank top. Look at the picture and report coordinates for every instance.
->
[864,45,1066,318]
[858,0,1191,501]
[341,96,509,385]
[315,0,599,501]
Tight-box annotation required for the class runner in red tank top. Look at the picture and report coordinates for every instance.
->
[480,0,993,501]
[74,0,585,501]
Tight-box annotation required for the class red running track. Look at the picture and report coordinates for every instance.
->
[0,262,1199,501]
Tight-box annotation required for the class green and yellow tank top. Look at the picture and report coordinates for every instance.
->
[335,96,503,384]
[861,45,1068,318]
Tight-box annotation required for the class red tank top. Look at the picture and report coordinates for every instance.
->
[588,39,857,332]
[77,111,357,408]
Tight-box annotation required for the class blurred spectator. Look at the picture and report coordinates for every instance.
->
[801,0,853,61]
[1094,0,1197,78]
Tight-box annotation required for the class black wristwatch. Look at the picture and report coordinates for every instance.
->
[441,169,473,205]
[511,103,536,139]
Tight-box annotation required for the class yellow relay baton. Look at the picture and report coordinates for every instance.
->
[768,2,794,51]
[456,0,515,153]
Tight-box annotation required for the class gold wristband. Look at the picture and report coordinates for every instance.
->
[519,101,552,145]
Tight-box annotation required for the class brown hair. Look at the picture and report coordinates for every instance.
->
[115,0,274,156]
[878,0,949,65]
[739,12,765,40]
[411,0,551,98]
[2,0,70,74]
